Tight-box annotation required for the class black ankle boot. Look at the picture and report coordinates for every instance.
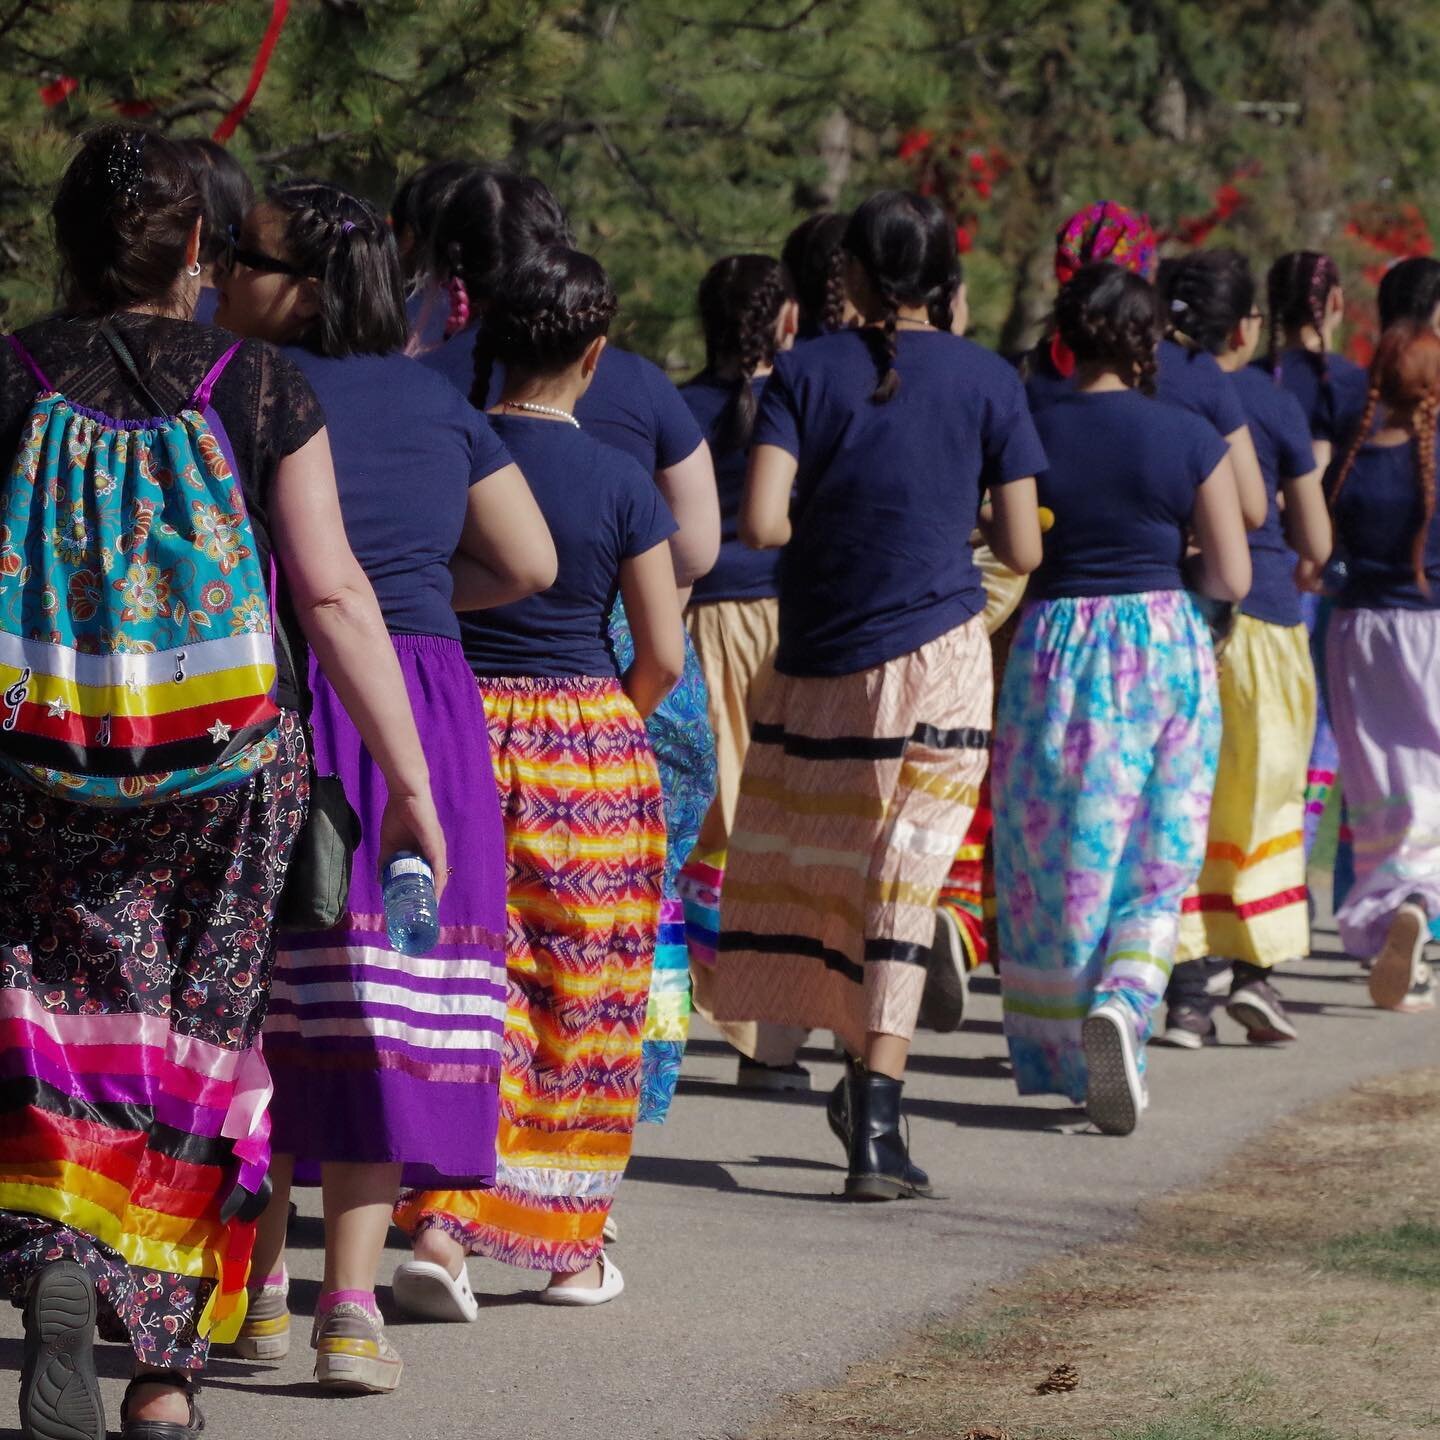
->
[826,1054,862,1153]
[845,1073,932,1201]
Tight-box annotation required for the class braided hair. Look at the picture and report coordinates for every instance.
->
[1329,319,1440,596]
[471,244,617,410]
[781,212,851,339]
[842,191,961,404]
[432,170,571,338]
[697,254,796,452]
[1378,257,1440,332]
[1158,249,1255,357]
[1266,251,1341,381]
[1055,262,1161,395]
[267,180,407,357]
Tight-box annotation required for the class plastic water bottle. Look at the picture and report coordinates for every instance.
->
[382,851,439,957]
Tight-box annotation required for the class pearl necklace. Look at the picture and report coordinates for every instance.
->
[505,400,580,428]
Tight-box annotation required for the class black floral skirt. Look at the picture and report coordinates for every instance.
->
[0,711,307,1370]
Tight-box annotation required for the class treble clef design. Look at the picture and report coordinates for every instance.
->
[2,668,31,732]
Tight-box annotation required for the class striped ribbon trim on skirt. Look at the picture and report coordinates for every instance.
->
[395,676,665,1275]
[712,616,992,1054]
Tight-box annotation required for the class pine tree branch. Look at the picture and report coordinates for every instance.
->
[589,117,705,246]
[667,0,829,33]
[0,0,38,41]
[256,130,357,167]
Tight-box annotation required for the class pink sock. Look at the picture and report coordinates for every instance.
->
[317,1288,379,1319]
[249,1266,285,1295]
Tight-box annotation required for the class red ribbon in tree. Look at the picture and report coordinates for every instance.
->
[212,0,290,144]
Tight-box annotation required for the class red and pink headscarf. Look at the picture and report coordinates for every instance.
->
[1049,200,1159,375]
[1054,200,1158,286]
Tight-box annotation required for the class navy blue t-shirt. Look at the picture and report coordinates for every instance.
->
[1228,365,1317,627]
[1329,439,1440,610]
[421,332,704,474]
[683,374,778,604]
[194,286,222,327]
[405,286,450,352]
[1026,339,1247,440]
[756,328,1047,677]
[1028,389,1230,600]
[1260,348,1369,447]
[459,414,678,677]
[286,348,514,639]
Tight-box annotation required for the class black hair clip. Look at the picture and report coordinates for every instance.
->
[104,131,148,209]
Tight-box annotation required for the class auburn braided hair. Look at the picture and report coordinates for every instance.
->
[1266,251,1341,383]
[697,254,795,452]
[1329,320,1440,595]
[1055,262,1160,395]
[470,243,617,409]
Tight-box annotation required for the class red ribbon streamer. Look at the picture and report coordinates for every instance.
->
[212,0,290,144]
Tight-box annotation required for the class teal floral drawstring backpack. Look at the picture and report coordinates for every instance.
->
[0,324,281,804]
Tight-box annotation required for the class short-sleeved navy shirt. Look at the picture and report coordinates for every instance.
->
[421,332,704,474]
[1026,339,1247,439]
[1260,348,1369,447]
[286,348,514,640]
[1228,365,1317,627]
[682,374,778,604]
[756,328,1047,677]
[1329,439,1440,610]
[1028,389,1230,601]
[459,414,678,677]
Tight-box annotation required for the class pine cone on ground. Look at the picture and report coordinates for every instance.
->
[1035,1363,1080,1394]
[963,1428,1012,1440]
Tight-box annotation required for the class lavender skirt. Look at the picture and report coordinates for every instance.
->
[1326,608,1440,957]
[265,635,507,1188]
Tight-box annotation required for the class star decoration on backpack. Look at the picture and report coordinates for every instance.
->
[46,697,68,719]
[208,719,232,744]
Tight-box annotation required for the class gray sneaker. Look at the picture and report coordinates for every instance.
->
[1227,979,1299,1044]
[312,1302,403,1394]
[232,1276,290,1361]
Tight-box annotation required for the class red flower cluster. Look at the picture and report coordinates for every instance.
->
[896,128,1009,252]
[1162,163,1262,246]
[1346,202,1434,262]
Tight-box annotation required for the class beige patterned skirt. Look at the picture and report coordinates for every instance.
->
[710,615,992,1052]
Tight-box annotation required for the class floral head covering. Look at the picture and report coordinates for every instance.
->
[1054,201,1158,287]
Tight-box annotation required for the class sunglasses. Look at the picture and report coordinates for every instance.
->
[221,223,313,279]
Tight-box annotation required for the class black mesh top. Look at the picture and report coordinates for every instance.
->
[0,313,326,710]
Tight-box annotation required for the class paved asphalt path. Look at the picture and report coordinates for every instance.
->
[2,914,1435,1440]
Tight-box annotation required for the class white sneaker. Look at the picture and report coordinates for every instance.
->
[1082,1000,1144,1137]
[537,1252,624,1307]
[391,1258,480,1323]
[1370,902,1429,1011]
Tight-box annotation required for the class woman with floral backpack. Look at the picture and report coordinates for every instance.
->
[0,125,445,1440]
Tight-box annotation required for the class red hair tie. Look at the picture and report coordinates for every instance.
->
[1049,330,1076,379]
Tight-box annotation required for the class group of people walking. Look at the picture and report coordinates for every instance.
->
[0,123,1435,1440]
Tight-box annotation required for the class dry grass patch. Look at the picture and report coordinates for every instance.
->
[747,1069,1440,1440]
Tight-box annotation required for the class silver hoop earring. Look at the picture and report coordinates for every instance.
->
[186,262,202,278]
